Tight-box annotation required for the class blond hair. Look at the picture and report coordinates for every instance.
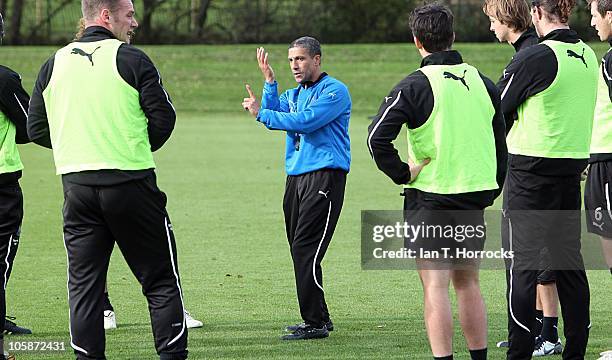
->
[81,0,122,21]
[483,0,532,32]
[73,18,86,40]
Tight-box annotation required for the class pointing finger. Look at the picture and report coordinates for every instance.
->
[245,84,255,99]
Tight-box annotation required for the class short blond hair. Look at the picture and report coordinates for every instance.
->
[81,0,122,21]
[482,0,532,32]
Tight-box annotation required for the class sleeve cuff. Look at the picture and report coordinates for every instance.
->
[256,109,267,124]
[264,80,277,86]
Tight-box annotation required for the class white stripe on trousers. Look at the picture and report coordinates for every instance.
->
[164,217,187,347]
[313,202,332,292]
[507,218,531,333]
[62,234,89,356]
[3,235,13,290]
[605,183,612,221]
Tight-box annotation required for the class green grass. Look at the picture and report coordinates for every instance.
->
[2,43,611,359]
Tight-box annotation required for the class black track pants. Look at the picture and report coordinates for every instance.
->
[283,169,346,328]
[502,170,589,360]
[0,182,23,345]
[62,175,187,359]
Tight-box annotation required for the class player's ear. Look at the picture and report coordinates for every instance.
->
[533,6,543,21]
[100,8,111,24]
[314,54,321,67]
[606,10,612,24]
[414,36,423,50]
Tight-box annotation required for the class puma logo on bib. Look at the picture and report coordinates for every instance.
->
[71,46,101,66]
[443,70,469,90]
[567,48,587,68]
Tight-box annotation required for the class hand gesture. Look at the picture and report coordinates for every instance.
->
[257,47,275,84]
[408,158,430,183]
[242,84,260,118]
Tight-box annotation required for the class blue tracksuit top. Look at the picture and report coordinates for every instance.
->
[257,73,351,176]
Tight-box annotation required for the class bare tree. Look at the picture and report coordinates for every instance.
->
[28,0,73,38]
[9,0,24,44]
[194,0,212,38]
[140,0,165,41]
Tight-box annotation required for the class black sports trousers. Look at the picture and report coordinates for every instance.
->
[62,173,187,360]
[585,160,612,238]
[501,169,589,360]
[0,181,23,344]
[283,168,346,328]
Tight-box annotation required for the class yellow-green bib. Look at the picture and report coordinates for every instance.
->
[508,40,598,158]
[590,48,612,154]
[0,110,23,174]
[43,39,155,175]
[405,63,498,194]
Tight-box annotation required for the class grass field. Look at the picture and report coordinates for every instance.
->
[2,43,611,359]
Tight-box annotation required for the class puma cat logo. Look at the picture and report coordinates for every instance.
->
[592,221,604,231]
[567,48,587,68]
[443,69,469,90]
[71,46,101,66]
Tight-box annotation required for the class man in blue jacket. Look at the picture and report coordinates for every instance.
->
[242,36,351,341]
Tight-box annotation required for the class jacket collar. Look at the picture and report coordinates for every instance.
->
[420,50,463,67]
[539,28,580,43]
[301,72,328,89]
[77,26,117,42]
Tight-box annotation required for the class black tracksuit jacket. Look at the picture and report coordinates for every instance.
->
[367,50,508,208]
[497,29,591,176]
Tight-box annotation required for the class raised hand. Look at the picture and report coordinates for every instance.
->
[242,84,260,118]
[257,47,275,84]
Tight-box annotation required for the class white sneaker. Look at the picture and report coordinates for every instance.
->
[184,310,203,328]
[599,350,612,360]
[104,310,117,330]
[533,336,563,356]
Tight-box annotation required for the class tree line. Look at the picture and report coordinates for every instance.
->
[0,0,596,45]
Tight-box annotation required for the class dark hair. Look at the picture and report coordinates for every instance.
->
[532,0,576,23]
[482,0,532,32]
[409,3,454,53]
[587,0,612,16]
[289,36,322,58]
